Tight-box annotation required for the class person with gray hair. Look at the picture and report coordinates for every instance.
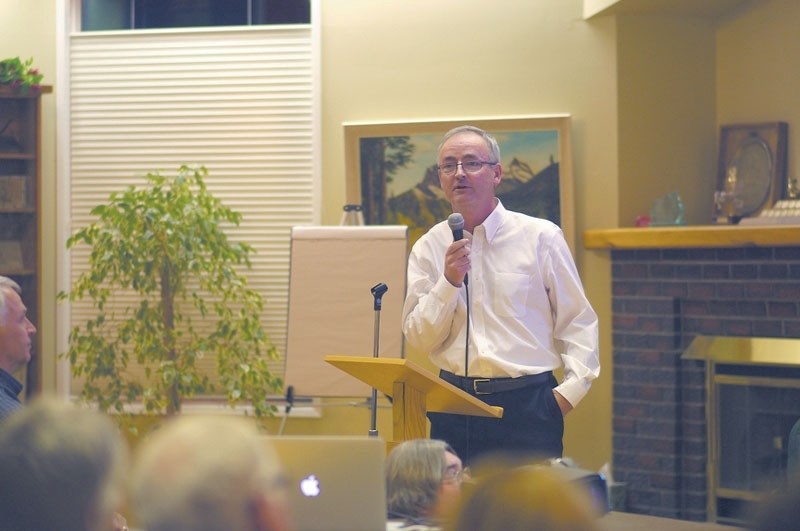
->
[0,397,129,531]
[402,125,599,464]
[386,438,465,529]
[0,276,37,421]
[130,415,290,531]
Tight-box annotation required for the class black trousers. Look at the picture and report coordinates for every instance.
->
[428,371,564,466]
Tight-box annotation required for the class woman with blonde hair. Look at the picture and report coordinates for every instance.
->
[448,464,600,531]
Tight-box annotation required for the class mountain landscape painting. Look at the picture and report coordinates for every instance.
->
[345,117,573,248]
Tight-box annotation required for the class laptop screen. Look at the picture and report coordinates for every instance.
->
[266,435,388,531]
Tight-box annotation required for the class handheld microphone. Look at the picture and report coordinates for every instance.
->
[447,213,467,285]
[447,212,471,451]
[447,212,464,241]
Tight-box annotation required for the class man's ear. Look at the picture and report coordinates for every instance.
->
[492,163,503,187]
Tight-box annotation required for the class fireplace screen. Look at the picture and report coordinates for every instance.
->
[717,377,800,494]
[685,335,800,525]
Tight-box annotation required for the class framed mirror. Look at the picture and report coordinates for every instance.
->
[715,122,788,219]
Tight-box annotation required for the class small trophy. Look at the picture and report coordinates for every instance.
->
[713,167,743,224]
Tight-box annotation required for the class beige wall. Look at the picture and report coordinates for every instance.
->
[617,15,717,226]
[11,0,796,478]
[717,0,800,184]
[2,0,620,471]
[321,0,618,469]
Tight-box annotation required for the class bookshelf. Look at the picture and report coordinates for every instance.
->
[0,84,51,396]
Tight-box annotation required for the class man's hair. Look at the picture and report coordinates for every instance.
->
[450,465,600,531]
[385,438,455,520]
[130,415,285,531]
[437,125,501,163]
[0,397,128,531]
[0,276,22,326]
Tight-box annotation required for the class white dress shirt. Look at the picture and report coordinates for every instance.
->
[402,201,600,407]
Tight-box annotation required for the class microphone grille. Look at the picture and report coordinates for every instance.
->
[447,213,465,231]
[286,385,295,404]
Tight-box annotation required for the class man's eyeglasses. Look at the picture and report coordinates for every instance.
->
[437,160,497,177]
[442,466,466,484]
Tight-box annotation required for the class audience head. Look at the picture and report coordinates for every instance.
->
[0,397,128,531]
[385,438,464,524]
[0,276,20,321]
[447,463,601,531]
[0,276,36,373]
[130,415,289,531]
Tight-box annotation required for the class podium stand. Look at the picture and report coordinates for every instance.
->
[325,355,503,444]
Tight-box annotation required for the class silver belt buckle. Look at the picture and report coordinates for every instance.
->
[472,378,491,395]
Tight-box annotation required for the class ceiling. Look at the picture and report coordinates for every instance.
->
[584,0,754,20]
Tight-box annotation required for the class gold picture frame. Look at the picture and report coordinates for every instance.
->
[344,115,574,250]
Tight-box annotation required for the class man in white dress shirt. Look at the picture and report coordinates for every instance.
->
[402,125,600,464]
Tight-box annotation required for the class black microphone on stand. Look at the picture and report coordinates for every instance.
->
[285,385,295,415]
[278,385,295,435]
[447,213,467,286]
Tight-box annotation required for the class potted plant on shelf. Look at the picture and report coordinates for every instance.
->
[0,57,43,94]
[59,165,282,429]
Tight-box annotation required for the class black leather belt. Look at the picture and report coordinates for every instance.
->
[439,370,552,395]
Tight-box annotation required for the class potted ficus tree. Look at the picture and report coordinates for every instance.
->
[60,165,282,428]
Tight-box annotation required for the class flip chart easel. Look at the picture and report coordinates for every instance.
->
[283,224,408,397]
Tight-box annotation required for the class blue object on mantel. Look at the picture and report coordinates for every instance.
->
[649,191,685,226]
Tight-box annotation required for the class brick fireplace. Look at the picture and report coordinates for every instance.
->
[586,226,800,522]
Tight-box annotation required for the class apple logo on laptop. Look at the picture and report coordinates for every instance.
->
[300,474,321,497]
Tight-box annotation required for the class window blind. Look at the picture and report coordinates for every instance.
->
[67,25,319,395]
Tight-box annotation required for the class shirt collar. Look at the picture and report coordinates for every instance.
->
[477,199,506,243]
[0,368,23,398]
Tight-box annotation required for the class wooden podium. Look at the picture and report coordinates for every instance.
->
[325,355,503,444]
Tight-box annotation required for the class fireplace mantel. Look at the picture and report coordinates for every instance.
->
[584,224,800,250]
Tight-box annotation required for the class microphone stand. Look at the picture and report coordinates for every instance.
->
[368,282,388,437]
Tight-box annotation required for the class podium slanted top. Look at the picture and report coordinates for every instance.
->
[325,355,502,419]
